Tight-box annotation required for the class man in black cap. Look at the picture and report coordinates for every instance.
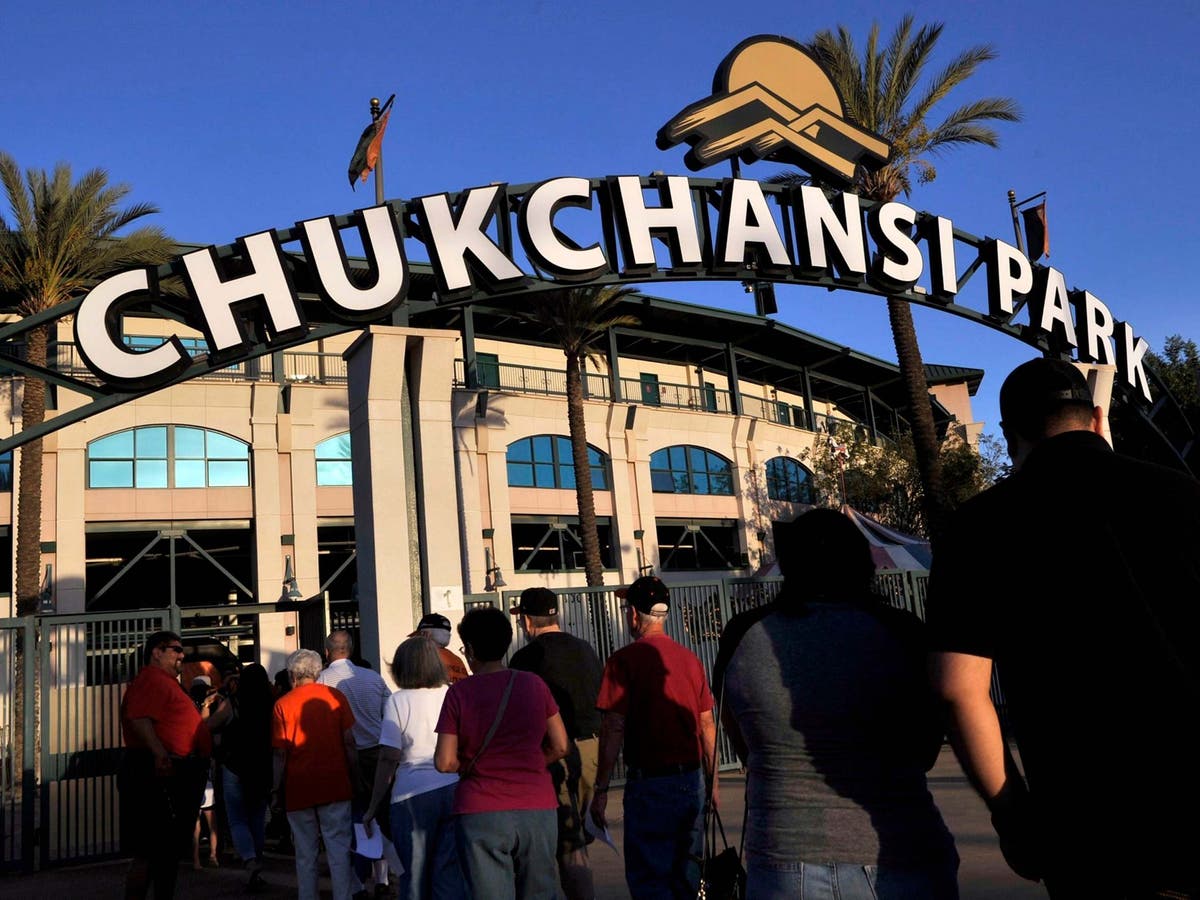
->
[590,576,717,900]
[410,612,469,683]
[929,357,1200,898]
[509,587,604,900]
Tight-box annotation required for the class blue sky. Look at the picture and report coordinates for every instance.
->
[3,0,1198,436]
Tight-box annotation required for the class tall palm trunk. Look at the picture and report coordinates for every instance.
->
[886,297,947,538]
[565,352,603,585]
[15,323,46,616]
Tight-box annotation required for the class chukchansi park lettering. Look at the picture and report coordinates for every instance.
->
[74,175,1152,401]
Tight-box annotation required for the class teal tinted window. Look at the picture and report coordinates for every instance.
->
[505,436,609,490]
[765,457,814,504]
[87,426,250,489]
[316,433,354,486]
[650,445,734,495]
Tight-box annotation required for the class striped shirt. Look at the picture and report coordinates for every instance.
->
[316,657,389,749]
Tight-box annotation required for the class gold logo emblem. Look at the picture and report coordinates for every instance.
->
[657,35,890,185]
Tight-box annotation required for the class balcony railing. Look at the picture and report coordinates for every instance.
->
[17,342,349,386]
[450,358,868,438]
[453,359,609,398]
[282,351,347,385]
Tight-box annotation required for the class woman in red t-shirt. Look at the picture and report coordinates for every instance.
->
[435,607,568,899]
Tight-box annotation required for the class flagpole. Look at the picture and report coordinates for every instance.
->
[371,97,385,205]
[1006,190,1026,256]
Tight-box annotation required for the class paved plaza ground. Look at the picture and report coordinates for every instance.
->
[1,745,1045,899]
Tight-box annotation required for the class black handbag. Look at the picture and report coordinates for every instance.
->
[698,802,746,900]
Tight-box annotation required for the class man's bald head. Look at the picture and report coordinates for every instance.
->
[325,630,354,659]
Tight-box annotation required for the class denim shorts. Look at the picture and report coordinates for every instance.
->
[746,859,959,899]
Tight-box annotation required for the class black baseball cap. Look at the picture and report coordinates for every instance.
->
[615,576,670,615]
[510,587,558,617]
[999,358,1094,438]
[408,612,452,637]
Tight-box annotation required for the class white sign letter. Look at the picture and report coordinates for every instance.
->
[795,186,867,279]
[1073,291,1116,366]
[610,175,703,276]
[1116,321,1152,402]
[415,185,526,298]
[984,240,1032,318]
[74,269,190,387]
[299,206,409,321]
[1029,267,1078,349]
[182,231,305,352]
[715,179,791,272]
[517,177,609,281]
[867,201,923,292]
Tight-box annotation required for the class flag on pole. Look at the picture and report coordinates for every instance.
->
[1022,201,1049,261]
[347,95,395,189]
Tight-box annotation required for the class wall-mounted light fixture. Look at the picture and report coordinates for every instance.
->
[483,546,506,592]
[280,554,303,603]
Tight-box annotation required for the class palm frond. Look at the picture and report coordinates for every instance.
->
[906,44,1001,130]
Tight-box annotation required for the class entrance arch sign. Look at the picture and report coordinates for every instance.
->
[0,175,1180,461]
[69,176,1150,398]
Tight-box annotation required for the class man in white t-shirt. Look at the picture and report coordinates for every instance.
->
[362,636,466,899]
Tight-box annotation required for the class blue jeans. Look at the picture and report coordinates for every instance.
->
[622,770,705,900]
[389,784,465,900]
[455,808,557,900]
[221,765,267,863]
[746,861,960,899]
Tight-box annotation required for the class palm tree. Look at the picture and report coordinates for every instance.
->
[0,154,175,614]
[521,286,639,586]
[802,16,1020,536]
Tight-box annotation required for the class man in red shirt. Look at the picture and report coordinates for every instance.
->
[590,577,718,900]
[120,630,213,899]
[271,648,359,900]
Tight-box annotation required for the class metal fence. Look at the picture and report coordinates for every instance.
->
[0,619,36,873]
[0,571,940,872]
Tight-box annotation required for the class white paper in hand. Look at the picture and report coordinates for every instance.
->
[353,823,383,859]
[584,811,619,853]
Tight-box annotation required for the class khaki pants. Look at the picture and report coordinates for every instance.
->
[552,736,600,900]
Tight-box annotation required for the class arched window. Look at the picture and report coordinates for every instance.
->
[87,426,250,488]
[650,446,734,495]
[506,436,610,490]
[765,456,814,504]
[316,433,353,486]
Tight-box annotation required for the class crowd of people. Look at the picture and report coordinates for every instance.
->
[118,357,1199,900]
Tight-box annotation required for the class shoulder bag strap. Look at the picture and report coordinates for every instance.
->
[460,668,518,779]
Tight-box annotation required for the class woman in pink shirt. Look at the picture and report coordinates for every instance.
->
[435,607,569,899]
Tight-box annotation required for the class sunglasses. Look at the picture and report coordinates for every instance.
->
[162,645,185,654]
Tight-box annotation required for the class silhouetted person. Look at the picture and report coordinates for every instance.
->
[714,509,957,899]
[929,357,1200,897]
[208,663,273,889]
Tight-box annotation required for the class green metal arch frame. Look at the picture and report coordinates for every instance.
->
[0,176,1192,471]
